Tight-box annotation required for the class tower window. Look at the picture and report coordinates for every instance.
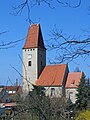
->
[28,54,32,59]
[28,61,31,66]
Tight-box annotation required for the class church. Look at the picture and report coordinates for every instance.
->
[22,24,82,103]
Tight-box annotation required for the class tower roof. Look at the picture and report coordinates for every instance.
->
[23,24,46,49]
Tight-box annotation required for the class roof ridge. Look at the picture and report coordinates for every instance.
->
[45,64,67,67]
[69,72,82,74]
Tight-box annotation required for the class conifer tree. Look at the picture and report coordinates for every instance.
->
[75,73,88,110]
[85,78,90,109]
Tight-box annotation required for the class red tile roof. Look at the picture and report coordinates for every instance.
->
[35,64,68,86]
[23,24,46,49]
[4,102,16,107]
[3,86,22,95]
[65,72,83,88]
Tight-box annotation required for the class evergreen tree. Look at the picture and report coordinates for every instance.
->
[65,97,74,111]
[85,78,90,109]
[75,73,89,110]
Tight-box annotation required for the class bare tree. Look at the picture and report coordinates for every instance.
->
[12,85,67,120]
[10,0,90,64]
[0,31,24,49]
[12,0,88,23]
[45,26,90,63]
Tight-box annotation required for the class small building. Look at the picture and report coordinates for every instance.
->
[65,72,83,103]
[2,86,21,96]
[0,86,21,103]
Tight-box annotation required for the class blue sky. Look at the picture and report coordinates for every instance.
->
[0,1,90,85]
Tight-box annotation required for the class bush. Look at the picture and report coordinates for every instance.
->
[75,110,90,120]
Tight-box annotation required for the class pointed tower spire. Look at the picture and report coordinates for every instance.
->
[22,24,46,95]
[23,24,46,49]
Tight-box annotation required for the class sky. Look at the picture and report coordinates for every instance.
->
[0,0,90,85]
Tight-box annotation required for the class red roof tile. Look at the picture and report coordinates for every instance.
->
[3,86,22,95]
[35,64,68,86]
[4,102,16,107]
[23,24,45,49]
[65,72,83,88]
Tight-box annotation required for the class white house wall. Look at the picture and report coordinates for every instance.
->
[45,86,63,97]
[66,88,78,103]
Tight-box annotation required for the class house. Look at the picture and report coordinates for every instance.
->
[0,85,21,108]
[2,86,21,96]
[65,72,83,103]
[22,24,83,103]
[0,85,21,104]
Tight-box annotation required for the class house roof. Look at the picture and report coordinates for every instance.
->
[3,86,22,95]
[4,102,16,107]
[65,72,83,88]
[35,64,68,86]
[23,24,46,49]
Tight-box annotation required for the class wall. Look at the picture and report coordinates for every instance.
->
[38,47,46,77]
[45,86,63,97]
[66,88,77,103]
[22,48,38,93]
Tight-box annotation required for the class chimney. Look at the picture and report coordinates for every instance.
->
[16,79,18,86]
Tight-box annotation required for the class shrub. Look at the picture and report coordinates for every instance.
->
[75,110,90,120]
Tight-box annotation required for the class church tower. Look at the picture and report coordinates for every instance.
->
[22,24,46,94]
